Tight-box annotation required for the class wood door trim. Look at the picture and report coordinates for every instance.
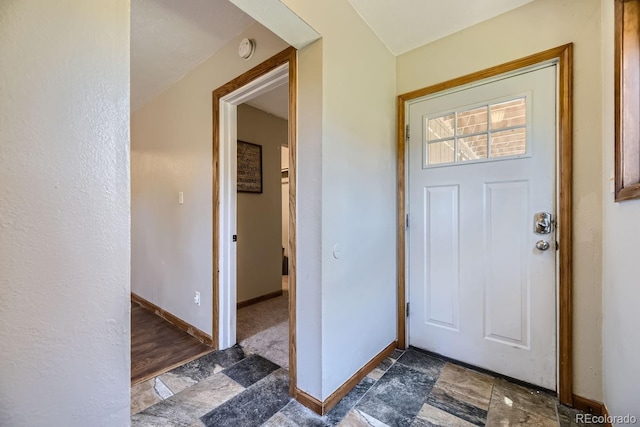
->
[212,46,298,395]
[397,44,574,405]
[572,394,607,416]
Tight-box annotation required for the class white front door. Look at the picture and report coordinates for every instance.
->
[408,65,557,389]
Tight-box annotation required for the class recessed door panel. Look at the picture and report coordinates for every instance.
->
[483,180,530,348]
[423,185,459,331]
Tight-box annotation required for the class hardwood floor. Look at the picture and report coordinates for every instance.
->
[131,302,212,385]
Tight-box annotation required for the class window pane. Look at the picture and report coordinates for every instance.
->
[427,114,455,140]
[457,106,487,135]
[427,140,455,165]
[491,128,526,157]
[490,98,526,129]
[458,134,488,162]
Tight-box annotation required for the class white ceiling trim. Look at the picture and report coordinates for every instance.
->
[228,0,321,49]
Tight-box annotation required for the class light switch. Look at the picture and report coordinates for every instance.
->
[179,192,184,205]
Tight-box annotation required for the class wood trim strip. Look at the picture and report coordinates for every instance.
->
[131,292,213,345]
[602,402,613,427]
[557,44,574,406]
[396,44,574,405]
[323,341,397,414]
[293,388,323,415]
[212,46,298,394]
[572,394,606,415]
[295,341,398,415]
[614,0,640,202]
[132,350,213,386]
[236,290,283,309]
[616,182,640,201]
[287,47,298,398]
[398,45,572,102]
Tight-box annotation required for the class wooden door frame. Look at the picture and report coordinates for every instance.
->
[212,46,298,394]
[396,44,574,405]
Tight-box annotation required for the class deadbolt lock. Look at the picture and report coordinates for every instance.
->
[534,212,553,235]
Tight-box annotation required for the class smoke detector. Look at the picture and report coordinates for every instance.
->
[238,38,255,60]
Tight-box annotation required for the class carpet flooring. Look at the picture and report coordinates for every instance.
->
[237,280,289,369]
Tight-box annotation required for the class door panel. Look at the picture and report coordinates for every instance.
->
[408,65,557,389]
[483,180,530,348]
[423,185,459,331]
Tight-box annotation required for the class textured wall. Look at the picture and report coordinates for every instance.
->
[397,0,604,400]
[237,104,287,302]
[0,1,131,425]
[601,0,640,418]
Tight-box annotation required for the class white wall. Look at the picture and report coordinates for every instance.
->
[0,2,131,426]
[131,23,288,335]
[237,104,287,302]
[279,0,398,400]
[601,0,640,419]
[295,39,325,398]
[397,0,604,401]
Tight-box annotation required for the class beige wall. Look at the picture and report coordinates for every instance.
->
[601,0,640,418]
[397,0,604,400]
[237,104,287,302]
[0,1,131,425]
[131,23,288,335]
[279,0,398,400]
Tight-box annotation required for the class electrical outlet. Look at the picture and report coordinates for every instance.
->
[194,291,200,306]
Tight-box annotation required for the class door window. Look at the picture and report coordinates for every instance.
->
[425,96,528,166]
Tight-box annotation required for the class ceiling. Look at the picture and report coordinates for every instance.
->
[131,0,255,111]
[131,0,534,112]
[245,84,289,120]
[345,0,534,55]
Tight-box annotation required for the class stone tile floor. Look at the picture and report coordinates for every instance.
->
[131,346,600,426]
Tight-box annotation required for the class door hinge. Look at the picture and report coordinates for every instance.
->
[406,302,410,317]
[406,124,410,141]
[406,213,410,228]
[232,235,237,242]
[556,241,559,251]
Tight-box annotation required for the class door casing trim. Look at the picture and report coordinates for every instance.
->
[396,44,574,405]
[212,46,298,395]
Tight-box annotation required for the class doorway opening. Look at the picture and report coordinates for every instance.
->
[212,47,297,393]
[235,86,290,370]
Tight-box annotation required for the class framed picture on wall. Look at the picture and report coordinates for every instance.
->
[237,140,263,193]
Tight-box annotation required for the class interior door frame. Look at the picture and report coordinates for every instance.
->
[396,44,574,405]
[212,46,298,395]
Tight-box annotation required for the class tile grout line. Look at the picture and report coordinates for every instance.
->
[133,346,253,418]
[323,350,406,426]
[486,378,497,426]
